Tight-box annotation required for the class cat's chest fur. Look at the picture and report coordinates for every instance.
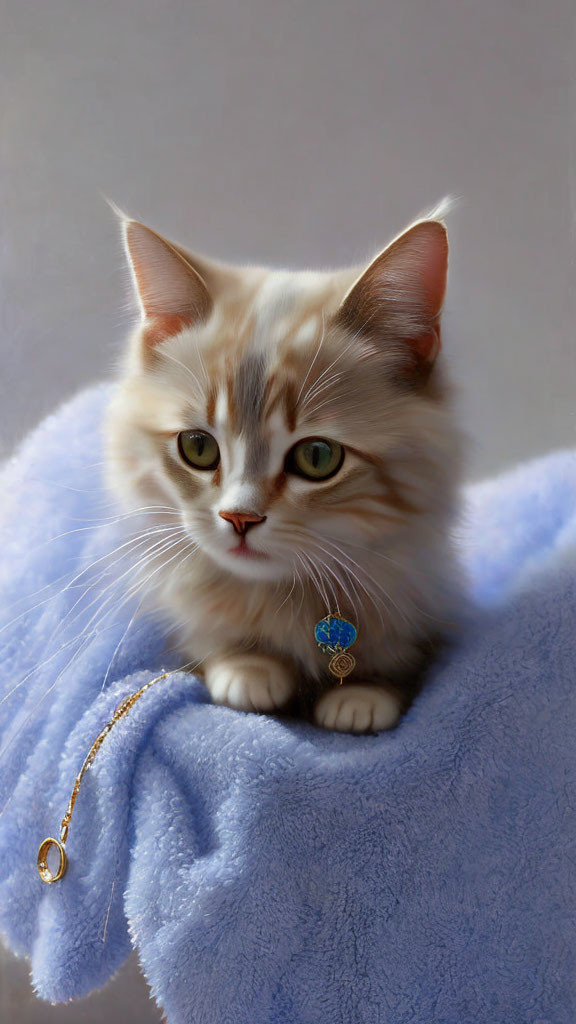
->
[159,557,327,676]
[154,548,438,683]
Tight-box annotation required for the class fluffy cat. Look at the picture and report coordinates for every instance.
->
[105,207,462,733]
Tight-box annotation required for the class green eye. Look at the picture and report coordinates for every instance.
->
[178,430,220,470]
[286,438,344,481]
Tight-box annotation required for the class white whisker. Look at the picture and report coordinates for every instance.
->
[99,591,148,694]
[299,330,366,411]
[295,313,326,406]
[61,530,189,645]
[295,552,329,616]
[274,574,297,617]
[300,370,344,412]
[0,529,189,710]
[157,348,204,396]
[0,538,199,762]
[34,527,187,656]
[317,537,409,627]
[0,525,180,652]
[102,879,116,945]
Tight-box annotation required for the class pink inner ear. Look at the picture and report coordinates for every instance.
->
[339,218,449,376]
[410,326,441,365]
[124,220,213,345]
[381,220,448,323]
[406,221,448,319]
[387,223,447,370]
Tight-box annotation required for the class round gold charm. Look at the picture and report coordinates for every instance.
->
[328,651,356,680]
[37,837,68,883]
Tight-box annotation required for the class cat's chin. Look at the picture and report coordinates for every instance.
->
[205,546,291,583]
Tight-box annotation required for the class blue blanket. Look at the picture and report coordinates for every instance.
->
[0,385,574,1023]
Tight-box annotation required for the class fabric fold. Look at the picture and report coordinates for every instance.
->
[1,385,574,1023]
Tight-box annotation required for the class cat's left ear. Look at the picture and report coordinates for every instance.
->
[123,219,213,347]
[337,218,448,378]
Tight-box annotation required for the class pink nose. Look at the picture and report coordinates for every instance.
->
[219,511,267,536]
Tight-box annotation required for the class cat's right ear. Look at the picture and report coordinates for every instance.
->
[123,220,213,347]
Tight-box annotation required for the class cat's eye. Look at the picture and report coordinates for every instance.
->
[178,430,220,471]
[286,438,344,481]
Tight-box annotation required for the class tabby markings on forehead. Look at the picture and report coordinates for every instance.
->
[235,353,266,428]
[235,352,270,481]
[206,388,217,428]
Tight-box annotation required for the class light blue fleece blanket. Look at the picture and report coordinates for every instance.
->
[0,385,574,1023]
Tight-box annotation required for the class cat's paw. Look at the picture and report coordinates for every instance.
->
[314,684,401,734]
[204,652,296,713]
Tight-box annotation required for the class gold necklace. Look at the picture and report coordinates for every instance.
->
[37,613,359,884]
[37,670,177,884]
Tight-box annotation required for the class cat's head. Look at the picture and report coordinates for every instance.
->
[106,209,459,585]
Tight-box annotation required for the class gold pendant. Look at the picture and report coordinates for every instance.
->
[328,651,356,684]
[314,614,358,686]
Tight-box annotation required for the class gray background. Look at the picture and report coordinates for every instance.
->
[1,0,574,1020]
[1,0,575,478]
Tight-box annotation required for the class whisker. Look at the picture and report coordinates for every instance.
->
[193,338,210,387]
[0,530,187,720]
[157,348,204,396]
[299,327,370,411]
[317,537,409,627]
[0,532,189,712]
[301,549,341,614]
[0,626,114,764]
[0,627,104,711]
[294,552,329,616]
[65,510,182,527]
[26,479,113,496]
[300,369,344,412]
[27,527,187,657]
[60,530,189,646]
[0,650,206,823]
[26,513,184,558]
[99,591,148,694]
[100,533,200,696]
[102,879,116,945]
[0,524,183,651]
[274,574,297,617]
[0,539,199,762]
[295,312,326,406]
[303,547,361,625]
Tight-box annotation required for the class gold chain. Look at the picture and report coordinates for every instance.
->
[37,670,177,884]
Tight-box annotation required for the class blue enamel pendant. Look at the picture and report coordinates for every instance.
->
[314,614,358,685]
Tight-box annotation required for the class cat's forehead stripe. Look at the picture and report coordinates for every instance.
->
[206,387,217,428]
[234,352,270,480]
[235,352,267,431]
[203,279,333,448]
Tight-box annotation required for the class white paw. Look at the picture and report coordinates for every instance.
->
[204,653,296,713]
[314,684,401,734]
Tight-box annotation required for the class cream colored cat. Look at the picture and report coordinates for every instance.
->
[105,207,461,733]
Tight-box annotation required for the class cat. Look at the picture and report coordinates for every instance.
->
[105,205,462,733]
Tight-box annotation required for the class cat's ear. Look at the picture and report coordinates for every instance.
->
[169,242,244,299]
[123,220,213,347]
[337,218,448,378]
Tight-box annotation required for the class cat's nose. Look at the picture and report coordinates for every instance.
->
[219,510,267,536]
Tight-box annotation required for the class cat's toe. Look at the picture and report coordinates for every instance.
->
[314,684,401,734]
[206,654,295,712]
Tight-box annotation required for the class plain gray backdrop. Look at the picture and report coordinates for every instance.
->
[1,0,574,1020]
[1,0,575,478]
